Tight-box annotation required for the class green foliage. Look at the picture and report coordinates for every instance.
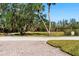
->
[0,3,48,34]
[75,29,79,35]
[64,29,71,35]
[0,3,79,36]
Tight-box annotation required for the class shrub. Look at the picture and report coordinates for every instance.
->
[64,29,71,36]
[75,29,79,36]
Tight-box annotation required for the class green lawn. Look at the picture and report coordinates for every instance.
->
[47,40,79,56]
[25,32,64,36]
[0,32,64,36]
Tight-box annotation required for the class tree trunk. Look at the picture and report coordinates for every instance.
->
[48,5,51,36]
[41,17,49,32]
[20,28,24,35]
[39,12,49,33]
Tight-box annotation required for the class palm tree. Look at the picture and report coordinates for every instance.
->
[47,3,56,35]
[33,3,49,32]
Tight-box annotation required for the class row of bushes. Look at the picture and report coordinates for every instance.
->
[64,29,79,36]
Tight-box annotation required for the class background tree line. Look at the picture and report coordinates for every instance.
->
[0,3,79,35]
[52,18,79,35]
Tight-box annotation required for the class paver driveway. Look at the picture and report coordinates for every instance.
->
[0,36,72,56]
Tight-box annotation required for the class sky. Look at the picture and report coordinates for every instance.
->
[43,3,79,22]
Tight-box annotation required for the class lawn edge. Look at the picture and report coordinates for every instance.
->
[46,41,74,56]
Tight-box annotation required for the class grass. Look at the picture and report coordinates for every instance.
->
[25,32,64,36]
[47,40,79,56]
[0,32,64,36]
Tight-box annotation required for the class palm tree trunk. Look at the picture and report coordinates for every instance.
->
[41,18,49,32]
[48,4,51,35]
[39,12,49,33]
